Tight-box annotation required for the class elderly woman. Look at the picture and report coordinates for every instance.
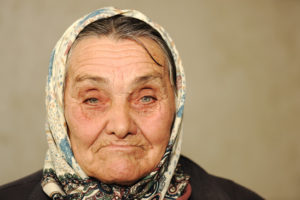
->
[0,7,263,200]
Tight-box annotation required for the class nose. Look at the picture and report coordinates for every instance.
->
[105,100,136,138]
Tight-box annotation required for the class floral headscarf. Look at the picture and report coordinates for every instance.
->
[42,7,188,200]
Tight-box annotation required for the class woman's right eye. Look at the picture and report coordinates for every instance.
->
[84,98,99,105]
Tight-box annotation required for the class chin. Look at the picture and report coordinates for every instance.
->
[88,156,152,185]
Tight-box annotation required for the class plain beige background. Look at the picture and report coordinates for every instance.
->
[0,0,299,199]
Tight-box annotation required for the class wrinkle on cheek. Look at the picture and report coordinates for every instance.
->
[135,105,171,142]
[133,103,161,117]
[65,103,91,141]
[67,104,100,150]
[66,88,95,121]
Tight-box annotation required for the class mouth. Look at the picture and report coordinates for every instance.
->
[91,141,146,153]
[103,144,142,151]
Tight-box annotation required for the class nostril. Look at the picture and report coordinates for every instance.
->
[105,103,137,138]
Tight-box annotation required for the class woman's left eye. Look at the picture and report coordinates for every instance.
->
[140,96,156,103]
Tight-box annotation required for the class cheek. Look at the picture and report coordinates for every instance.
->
[65,99,104,148]
[136,103,174,146]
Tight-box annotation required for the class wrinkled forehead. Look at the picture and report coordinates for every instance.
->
[66,35,168,74]
[64,36,172,94]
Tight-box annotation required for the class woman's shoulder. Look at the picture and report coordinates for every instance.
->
[179,155,264,200]
[0,170,49,200]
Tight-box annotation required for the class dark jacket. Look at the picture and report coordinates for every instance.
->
[0,156,263,200]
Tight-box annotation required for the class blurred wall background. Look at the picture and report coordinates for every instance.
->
[0,0,299,199]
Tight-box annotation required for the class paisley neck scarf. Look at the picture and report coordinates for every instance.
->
[42,7,188,200]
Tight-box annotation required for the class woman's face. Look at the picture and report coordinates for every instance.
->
[64,36,175,185]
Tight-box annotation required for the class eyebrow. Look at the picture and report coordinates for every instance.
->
[73,72,164,88]
[132,72,163,86]
[74,74,108,84]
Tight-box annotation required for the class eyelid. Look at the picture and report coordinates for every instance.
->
[138,87,156,93]
[78,86,109,98]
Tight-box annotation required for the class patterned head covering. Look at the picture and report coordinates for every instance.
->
[43,7,188,200]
